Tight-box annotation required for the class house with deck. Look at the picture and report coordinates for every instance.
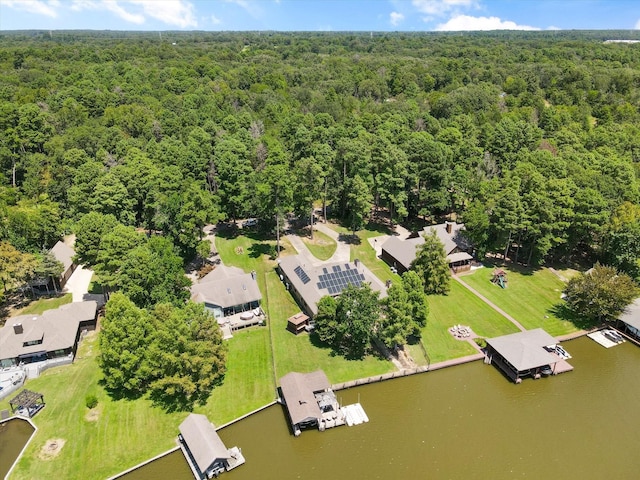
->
[278,255,387,317]
[381,221,472,274]
[178,413,244,479]
[0,301,98,369]
[190,266,264,337]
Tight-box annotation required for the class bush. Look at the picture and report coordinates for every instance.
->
[474,337,487,349]
[85,394,98,409]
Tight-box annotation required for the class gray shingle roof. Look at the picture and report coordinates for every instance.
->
[278,255,387,316]
[179,413,230,473]
[486,328,559,371]
[0,301,97,361]
[49,241,75,272]
[280,371,330,426]
[619,298,640,330]
[190,265,262,309]
[381,222,470,270]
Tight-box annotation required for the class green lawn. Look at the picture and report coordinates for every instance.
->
[196,328,275,424]
[301,229,337,260]
[461,266,579,336]
[265,270,394,383]
[421,280,520,363]
[1,333,186,480]
[15,293,72,316]
[326,222,401,284]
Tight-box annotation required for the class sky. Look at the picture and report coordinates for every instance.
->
[2,0,640,32]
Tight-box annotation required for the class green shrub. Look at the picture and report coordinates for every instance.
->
[474,337,487,349]
[85,394,98,409]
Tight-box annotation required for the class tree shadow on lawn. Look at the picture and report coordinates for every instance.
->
[480,260,544,277]
[548,302,596,331]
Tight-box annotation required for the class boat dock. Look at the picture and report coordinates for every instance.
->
[587,330,626,348]
[340,403,369,427]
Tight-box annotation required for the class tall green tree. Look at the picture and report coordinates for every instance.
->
[564,263,638,323]
[74,212,119,266]
[412,230,451,295]
[100,293,152,396]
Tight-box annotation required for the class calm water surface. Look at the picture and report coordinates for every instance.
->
[125,337,640,480]
[0,418,35,478]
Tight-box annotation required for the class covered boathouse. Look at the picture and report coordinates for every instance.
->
[616,298,640,345]
[178,413,244,479]
[485,329,573,383]
[279,370,343,435]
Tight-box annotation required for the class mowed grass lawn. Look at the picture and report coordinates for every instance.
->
[461,266,578,336]
[301,229,337,260]
[265,270,394,383]
[327,222,401,285]
[0,328,276,480]
[421,280,520,363]
[15,293,72,316]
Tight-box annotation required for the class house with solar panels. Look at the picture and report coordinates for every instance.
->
[277,255,387,317]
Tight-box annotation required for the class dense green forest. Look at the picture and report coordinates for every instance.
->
[2,30,640,297]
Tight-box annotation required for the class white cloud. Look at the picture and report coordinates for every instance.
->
[635,18,640,29]
[0,0,59,17]
[210,14,221,25]
[412,0,478,17]
[436,14,540,31]
[132,0,196,28]
[70,0,197,28]
[390,11,404,26]
[223,0,262,18]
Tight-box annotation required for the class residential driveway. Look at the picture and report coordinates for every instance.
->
[314,223,350,264]
[64,265,105,306]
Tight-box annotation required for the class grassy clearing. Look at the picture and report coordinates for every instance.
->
[196,328,275,424]
[461,265,579,336]
[15,293,72,316]
[301,229,337,260]
[265,270,394,383]
[87,273,104,295]
[1,333,185,480]
[421,280,519,363]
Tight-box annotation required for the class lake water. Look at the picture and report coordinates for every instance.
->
[123,336,640,479]
[0,418,35,478]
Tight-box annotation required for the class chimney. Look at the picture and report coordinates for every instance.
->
[446,222,453,234]
[13,323,23,334]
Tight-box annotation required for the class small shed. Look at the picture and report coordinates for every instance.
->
[9,389,45,417]
[287,312,310,335]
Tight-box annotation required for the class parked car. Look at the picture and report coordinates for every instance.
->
[242,218,258,228]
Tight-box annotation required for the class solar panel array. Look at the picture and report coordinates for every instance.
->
[317,264,366,295]
[294,265,311,284]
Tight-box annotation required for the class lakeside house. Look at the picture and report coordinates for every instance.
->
[380,221,472,274]
[190,266,264,338]
[277,255,387,317]
[485,328,573,383]
[616,298,640,344]
[0,301,98,369]
[178,413,245,478]
[49,241,77,289]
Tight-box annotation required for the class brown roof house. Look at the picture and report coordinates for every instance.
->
[279,370,334,436]
[178,413,245,478]
[278,255,387,317]
[381,221,472,274]
[49,241,77,289]
[0,301,97,369]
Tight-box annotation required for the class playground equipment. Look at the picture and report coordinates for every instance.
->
[491,269,507,288]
